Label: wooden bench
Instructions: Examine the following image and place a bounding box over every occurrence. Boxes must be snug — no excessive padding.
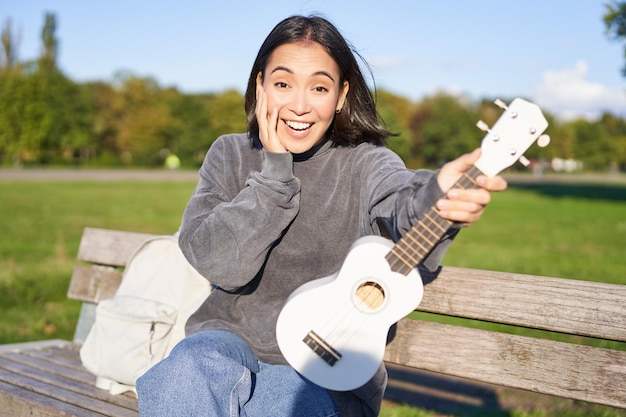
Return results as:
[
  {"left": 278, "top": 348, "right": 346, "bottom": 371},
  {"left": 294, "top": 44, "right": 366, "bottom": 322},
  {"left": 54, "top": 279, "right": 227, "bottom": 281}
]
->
[{"left": 0, "top": 227, "right": 625, "bottom": 416}]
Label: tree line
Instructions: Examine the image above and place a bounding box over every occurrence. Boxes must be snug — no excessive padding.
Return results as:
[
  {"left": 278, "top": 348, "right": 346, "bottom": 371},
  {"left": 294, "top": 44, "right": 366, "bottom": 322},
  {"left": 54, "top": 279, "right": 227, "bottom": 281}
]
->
[{"left": 1, "top": 12, "right": 625, "bottom": 171}]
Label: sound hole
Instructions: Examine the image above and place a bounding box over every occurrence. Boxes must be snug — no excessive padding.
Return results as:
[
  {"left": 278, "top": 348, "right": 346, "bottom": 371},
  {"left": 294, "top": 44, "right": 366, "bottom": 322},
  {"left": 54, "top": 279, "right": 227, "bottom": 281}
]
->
[{"left": 354, "top": 281, "right": 385, "bottom": 311}]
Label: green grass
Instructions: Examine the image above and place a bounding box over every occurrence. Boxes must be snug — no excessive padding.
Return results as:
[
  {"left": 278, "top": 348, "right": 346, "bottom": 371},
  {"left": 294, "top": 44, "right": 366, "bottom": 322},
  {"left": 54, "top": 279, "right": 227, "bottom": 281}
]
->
[
  {"left": 443, "top": 181, "right": 626, "bottom": 283},
  {"left": 1, "top": 174, "right": 625, "bottom": 416},
  {"left": 0, "top": 179, "right": 196, "bottom": 343}
]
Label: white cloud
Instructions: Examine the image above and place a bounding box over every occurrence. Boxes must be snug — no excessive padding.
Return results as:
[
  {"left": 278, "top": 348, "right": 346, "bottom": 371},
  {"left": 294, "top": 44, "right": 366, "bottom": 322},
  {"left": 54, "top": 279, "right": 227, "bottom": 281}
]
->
[{"left": 533, "top": 60, "right": 626, "bottom": 120}]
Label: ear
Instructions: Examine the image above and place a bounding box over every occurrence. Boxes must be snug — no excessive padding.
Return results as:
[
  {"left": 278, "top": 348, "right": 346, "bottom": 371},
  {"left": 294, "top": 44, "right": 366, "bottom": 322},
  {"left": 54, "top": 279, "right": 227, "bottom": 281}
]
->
[
  {"left": 336, "top": 81, "right": 349, "bottom": 112},
  {"left": 256, "top": 71, "right": 263, "bottom": 86}
]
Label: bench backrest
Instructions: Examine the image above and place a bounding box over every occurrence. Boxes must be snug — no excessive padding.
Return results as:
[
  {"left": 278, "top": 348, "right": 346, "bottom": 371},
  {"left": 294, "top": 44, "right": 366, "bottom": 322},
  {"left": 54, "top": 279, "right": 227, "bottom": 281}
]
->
[
  {"left": 386, "top": 266, "right": 626, "bottom": 409},
  {"left": 67, "top": 227, "right": 626, "bottom": 409}
]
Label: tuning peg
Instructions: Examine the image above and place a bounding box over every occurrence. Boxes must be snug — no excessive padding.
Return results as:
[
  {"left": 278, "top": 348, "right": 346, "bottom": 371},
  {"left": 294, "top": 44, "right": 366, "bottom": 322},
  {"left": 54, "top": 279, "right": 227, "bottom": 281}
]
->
[
  {"left": 494, "top": 98, "right": 508, "bottom": 110},
  {"left": 537, "top": 134, "right": 550, "bottom": 148},
  {"left": 476, "top": 120, "right": 501, "bottom": 142},
  {"left": 494, "top": 98, "right": 517, "bottom": 118},
  {"left": 519, "top": 156, "right": 531, "bottom": 167},
  {"left": 476, "top": 120, "right": 490, "bottom": 132}
]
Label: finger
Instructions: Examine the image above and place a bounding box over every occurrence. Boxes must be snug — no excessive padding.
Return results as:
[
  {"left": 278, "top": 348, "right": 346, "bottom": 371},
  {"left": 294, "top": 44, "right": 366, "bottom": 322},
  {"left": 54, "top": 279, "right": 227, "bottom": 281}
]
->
[
  {"left": 267, "top": 106, "right": 282, "bottom": 149},
  {"left": 476, "top": 175, "right": 508, "bottom": 192},
  {"left": 255, "top": 84, "right": 267, "bottom": 131},
  {"left": 437, "top": 148, "right": 481, "bottom": 191},
  {"left": 454, "top": 148, "right": 481, "bottom": 171},
  {"left": 436, "top": 198, "right": 486, "bottom": 225},
  {"left": 447, "top": 188, "right": 492, "bottom": 206}
]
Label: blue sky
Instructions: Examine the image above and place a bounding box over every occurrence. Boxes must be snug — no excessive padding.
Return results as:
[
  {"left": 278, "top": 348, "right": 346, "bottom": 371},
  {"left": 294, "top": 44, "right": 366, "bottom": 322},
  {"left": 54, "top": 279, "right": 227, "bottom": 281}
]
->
[{"left": 3, "top": 1, "right": 626, "bottom": 120}]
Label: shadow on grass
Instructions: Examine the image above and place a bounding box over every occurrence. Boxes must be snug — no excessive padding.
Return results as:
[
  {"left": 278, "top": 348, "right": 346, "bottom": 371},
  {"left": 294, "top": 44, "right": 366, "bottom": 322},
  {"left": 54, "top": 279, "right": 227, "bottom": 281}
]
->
[
  {"left": 384, "top": 364, "right": 626, "bottom": 417},
  {"left": 384, "top": 364, "right": 509, "bottom": 417},
  {"left": 508, "top": 182, "right": 626, "bottom": 202}
]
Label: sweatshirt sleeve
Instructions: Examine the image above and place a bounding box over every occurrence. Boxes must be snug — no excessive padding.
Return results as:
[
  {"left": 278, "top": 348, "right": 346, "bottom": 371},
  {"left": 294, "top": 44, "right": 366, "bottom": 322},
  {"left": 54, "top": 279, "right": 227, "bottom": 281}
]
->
[
  {"left": 391, "top": 168, "right": 460, "bottom": 274},
  {"left": 363, "top": 146, "right": 459, "bottom": 275},
  {"left": 178, "top": 137, "right": 301, "bottom": 291}
]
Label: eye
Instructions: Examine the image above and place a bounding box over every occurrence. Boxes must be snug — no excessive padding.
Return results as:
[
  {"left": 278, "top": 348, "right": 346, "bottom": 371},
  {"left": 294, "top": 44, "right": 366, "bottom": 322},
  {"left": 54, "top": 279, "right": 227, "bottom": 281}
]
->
[
  {"left": 275, "top": 82, "right": 289, "bottom": 89},
  {"left": 313, "top": 86, "right": 329, "bottom": 93}
]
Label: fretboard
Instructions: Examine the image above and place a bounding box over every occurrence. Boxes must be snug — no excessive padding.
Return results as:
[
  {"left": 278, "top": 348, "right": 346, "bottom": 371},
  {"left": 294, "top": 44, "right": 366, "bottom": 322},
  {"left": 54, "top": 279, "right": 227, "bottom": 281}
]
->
[{"left": 385, "top": 165, "right": 485, "bottom": 275}]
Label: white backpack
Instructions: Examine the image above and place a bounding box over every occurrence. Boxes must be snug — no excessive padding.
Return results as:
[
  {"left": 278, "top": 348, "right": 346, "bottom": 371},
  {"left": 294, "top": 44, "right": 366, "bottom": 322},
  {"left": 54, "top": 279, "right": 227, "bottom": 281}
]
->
[{"left": 79, "top": 234, "right": 212, "bottom": 395}]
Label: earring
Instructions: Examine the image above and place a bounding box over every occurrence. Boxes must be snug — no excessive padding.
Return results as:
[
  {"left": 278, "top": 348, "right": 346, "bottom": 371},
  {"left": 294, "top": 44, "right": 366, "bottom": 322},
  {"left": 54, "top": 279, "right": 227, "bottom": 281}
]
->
[{"left": 335, "top": 108, "right": 341, "bottom": 114}]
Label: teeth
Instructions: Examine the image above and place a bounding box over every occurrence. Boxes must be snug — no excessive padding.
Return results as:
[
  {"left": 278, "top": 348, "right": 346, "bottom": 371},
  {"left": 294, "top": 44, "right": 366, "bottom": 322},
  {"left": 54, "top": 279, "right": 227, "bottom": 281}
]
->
[{"left": 286, "top": 121, "right": 312, "bottom": 131}]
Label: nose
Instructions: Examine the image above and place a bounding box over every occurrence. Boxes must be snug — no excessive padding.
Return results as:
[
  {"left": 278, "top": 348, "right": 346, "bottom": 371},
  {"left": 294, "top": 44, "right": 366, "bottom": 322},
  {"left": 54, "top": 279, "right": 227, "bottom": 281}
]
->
[{"left": 289, "top": 89, "right": 311, "bottom": 116}]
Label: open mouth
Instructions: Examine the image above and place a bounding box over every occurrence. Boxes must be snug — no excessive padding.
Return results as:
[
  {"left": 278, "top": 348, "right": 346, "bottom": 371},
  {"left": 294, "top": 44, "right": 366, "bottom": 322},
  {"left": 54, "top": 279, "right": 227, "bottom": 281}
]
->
[{"left": 285, "top": 120, "right": 313, "bottom": 132}]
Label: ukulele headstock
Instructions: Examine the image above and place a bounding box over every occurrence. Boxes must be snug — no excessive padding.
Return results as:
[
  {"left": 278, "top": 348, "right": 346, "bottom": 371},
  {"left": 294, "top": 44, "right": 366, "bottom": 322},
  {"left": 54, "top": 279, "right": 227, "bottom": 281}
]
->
[{"left": 475, "top": 98, "right": 549, "bottom": 177}]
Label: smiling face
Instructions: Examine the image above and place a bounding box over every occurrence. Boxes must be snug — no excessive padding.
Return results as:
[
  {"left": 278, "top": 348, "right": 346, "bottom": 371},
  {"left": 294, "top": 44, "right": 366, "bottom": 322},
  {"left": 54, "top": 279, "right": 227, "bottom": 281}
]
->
[{"left": 260, "top": 41, "right": 349, "bottom": 154}]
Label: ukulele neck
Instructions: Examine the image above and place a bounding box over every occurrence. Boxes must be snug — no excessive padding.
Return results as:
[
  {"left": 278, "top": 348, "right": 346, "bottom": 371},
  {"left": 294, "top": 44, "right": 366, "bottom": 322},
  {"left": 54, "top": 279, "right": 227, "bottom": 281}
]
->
[{"left": 385, "top": 165, "right": 485, "bottom": 275}]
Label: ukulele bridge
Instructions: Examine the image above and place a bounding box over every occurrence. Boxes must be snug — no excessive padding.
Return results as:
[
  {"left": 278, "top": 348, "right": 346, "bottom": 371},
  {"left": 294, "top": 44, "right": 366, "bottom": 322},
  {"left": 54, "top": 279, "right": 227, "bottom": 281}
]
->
[{"left": 303, "top": 330, "right": 342, "bottom": 366}]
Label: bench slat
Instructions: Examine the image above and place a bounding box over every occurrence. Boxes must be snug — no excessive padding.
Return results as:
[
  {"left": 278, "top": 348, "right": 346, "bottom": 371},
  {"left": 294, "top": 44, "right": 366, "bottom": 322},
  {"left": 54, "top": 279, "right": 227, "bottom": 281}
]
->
[
  {"left": 384, "top": 318, "right": 626, "bottom": 409},
  {"left": 67, "top": 265, "right": 124, "bottom": 303},
  {"left": 0, "top": 378, "right": 108, "bottom": 417},
  {"left": 0, "top": 341, "right": 138, "bottom": 416},
  {"left": 420, "top": 266, "right": 626, "bottom": 342},
  {"left": 0, "top": 356, "right": 137, "bottom": 411},
  {"left": 2, "top": 351, "right": 93, "bottom": 386},
  {"left": 0, "top": 368, "right": 137, "bottom": 417},
  {"left": 77, "top": 227, "right": 155, "bottom": 266}
]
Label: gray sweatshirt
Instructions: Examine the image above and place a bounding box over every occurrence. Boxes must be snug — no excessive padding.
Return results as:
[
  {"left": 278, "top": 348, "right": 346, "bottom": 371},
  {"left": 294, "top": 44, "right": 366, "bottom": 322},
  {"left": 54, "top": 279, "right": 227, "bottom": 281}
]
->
[{"left": 178, "top": 133, "right": 457, "bottom": 416}]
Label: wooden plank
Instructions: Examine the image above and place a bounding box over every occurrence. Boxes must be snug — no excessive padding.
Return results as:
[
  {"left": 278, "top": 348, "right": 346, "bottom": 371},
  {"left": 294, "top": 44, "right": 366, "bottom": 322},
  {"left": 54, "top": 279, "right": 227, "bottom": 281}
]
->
[
  {"left": 0, "top": 340, "right": 139, "bottom": 416},
  {"left": 3, "top": 351, "right": 97, "bottom": 386},
  {"left": 46, "top": 344, "right": 81, "bottom": 360},
  {"left": 77, "top": 227, "right": 155, "bottom": 266},
  {"left": 384, "top": 318, "right": 626, "bottom": 409},
  {"left": 36, "top": 345, "right": 84, "bottom": 369},
  {"left": 420, "top": 266, "right": 626, "bottom": 342},
  {"left": 0, "top": 339, "right": 70, "bottom": 353},
  {"left": 67, "top": 265, "right": 123, "bottom": 303},
  {"left": 0, "top": 369, "right": 137, "bottom": 417},
  {"left": 0, "top": 353, "right": 137, "bottom": 411},
  {"left": 0, "top": 379, "right": 108, "bottom": 417}
]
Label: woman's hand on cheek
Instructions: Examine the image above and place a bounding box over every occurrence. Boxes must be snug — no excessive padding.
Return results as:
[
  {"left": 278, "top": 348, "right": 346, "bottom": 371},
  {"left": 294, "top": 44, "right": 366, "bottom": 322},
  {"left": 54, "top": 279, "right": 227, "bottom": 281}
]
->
[{"left": 255, "top": 83, "right": 288, "bottom": 153}]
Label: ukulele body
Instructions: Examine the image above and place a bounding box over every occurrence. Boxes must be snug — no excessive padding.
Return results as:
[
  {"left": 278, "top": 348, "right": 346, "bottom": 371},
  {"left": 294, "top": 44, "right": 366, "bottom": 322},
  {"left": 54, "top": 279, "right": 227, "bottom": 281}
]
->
[{"left": 276, "top": 235, "right": 424, "bottom": 391}]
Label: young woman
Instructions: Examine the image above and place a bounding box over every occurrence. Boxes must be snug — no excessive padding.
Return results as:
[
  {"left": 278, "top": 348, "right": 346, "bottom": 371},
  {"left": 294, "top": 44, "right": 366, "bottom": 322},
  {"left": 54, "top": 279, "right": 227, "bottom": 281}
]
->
[{"left": 137, "top": 14, "right": 506, "bottom": 417}]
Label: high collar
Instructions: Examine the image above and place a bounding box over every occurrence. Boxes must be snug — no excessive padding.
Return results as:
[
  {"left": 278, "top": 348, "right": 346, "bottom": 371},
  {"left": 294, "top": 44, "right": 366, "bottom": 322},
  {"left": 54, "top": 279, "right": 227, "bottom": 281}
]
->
[{"left": 292, "top": 139, "right": 333, "bottom": 162}]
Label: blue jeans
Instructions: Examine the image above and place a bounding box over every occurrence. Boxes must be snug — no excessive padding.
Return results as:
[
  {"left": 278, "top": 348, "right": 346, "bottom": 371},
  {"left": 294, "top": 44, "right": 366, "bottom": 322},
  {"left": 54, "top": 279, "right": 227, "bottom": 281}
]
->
[{"left": 136, "top": 330, "right": 340, "bottom": 416}]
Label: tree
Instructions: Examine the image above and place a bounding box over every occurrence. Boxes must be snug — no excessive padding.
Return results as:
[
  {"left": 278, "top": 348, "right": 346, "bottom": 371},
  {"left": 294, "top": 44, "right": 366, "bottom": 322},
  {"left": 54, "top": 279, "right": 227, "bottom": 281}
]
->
[
  {"left": 114, "top": 74, "right": 174, "bottom": 165},
  {"left": 569, "top": 119, "right": 607, "bottom": 169},
  {"left": 207, "top": 89, "right": 247, "bottom": 139},
  {"left": 39, "top": 12, "right": 57, "bottom": 72},
  {"left": 604, "top": 1, "right": 626, "bottom": 76},
  {"left": 166, "top": 91, "right": 214, "bottom": 166},
  {"left": 374, "top": 89, "right": 414, "bottom": 164},
  {"left": 1, "top": 18, "right": 20, "bottom": 70},
  {"left": 0, "top": 12, "right": 93, "bottom": 165},
  {"left": 409, "top": 93, "right": 481, "bottom": 167},
  {"left": 596, "top": 113, "right": 626, "bottom": 168},
  {"left": 84, "top": 81, "right": 123, "bottom": 164}
]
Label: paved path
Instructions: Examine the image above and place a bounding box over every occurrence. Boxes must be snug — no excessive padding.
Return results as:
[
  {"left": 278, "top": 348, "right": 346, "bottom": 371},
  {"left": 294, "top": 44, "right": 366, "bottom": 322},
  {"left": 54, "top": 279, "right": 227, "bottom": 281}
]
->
[
  {"left": 0, "top": 168, "right": 200, "bottom": 182},
  {"left": 1, "top": 168, "right": 625, "bottom": 184}
]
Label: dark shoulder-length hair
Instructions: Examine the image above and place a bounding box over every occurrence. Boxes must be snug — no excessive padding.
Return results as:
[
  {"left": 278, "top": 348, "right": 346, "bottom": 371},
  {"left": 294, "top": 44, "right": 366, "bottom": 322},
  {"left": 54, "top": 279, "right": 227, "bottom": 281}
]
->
[{"left": 244, "top": 15, "right": 392, "bottom": 147}]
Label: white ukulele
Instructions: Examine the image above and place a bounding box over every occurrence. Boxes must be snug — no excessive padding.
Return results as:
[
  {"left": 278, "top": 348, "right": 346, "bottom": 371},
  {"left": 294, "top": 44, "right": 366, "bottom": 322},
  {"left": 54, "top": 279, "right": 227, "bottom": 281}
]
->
[{"left": 276, "top": 98, "right": 550, "bottom": 391}]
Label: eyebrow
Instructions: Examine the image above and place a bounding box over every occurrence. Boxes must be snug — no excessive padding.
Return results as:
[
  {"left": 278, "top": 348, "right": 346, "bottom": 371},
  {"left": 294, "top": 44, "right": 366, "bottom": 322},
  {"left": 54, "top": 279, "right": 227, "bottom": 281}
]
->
[{"left": 270, "top": 66, "right": 336, "bottom": 82}]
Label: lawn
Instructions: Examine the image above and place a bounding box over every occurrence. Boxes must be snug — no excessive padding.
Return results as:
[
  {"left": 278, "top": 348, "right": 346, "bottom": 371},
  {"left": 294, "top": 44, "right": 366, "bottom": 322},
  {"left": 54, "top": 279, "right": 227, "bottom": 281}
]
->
[
  {"left": 443, "top": 180, "right": 626, "bottom": 283},
  {"left": 0, "top": 179, "right": 196, "bottom": 343},
  {"left": 0, "top": 172, "right": 625, "bottom": 416}
]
